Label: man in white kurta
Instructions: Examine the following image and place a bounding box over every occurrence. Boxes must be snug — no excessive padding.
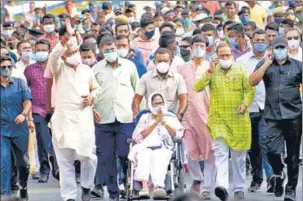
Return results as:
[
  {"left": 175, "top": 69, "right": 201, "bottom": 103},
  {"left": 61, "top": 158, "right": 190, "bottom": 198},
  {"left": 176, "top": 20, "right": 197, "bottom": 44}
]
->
[{"left": 49, "top": 34, "right": 99, "bottom": 201}]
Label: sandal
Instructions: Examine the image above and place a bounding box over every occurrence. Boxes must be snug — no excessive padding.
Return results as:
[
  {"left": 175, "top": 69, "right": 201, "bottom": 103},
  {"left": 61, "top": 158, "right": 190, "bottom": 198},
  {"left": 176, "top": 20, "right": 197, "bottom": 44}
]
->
[{"left": 201, "top": 191, "right": 211, "bottom": 200}]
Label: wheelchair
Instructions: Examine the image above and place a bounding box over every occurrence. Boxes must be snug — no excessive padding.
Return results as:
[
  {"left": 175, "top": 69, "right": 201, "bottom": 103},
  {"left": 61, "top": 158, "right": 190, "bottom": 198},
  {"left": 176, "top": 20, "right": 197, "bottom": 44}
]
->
[{"left": 124, "top": 110, "right": 186, "bottom": 201}]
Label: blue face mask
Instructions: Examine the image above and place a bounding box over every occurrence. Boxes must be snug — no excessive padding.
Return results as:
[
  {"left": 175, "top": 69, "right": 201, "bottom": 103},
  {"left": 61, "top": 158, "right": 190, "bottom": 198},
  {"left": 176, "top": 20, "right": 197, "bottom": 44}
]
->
[
  {"left": 273, "top": 48, "right": 288, "bottom": 61},
  {"left": 0, "top": 67, "right": 12, "bottom": 77},
  {"left": 60, "top": 21, "right": 65, "bottom": 28},
  {"left": 145, "top": 29, "right": 155, "bottom": 39},
  {"left": 183, "top": 19, "right": 191, "bottom": 28},
  {"left": 229, "top": 38, "right": 239, "bottom": 48},
  {"left": 21, "top": 52, "right": 33, "bottom": 61},
  {"left": 275, "top": 18, "right": 284, "bottom": 24},
  {"left": 207, "top": 36, "right": 214, "bottom": 47},
  {"left": 240, "top": 16, "right": 250, "bottom": 24},
  {"left": 279, "top": 27, "right": 285, "bottom": 36},
  {"left": 253, "top": 43, "right": 267, "bottom": 52},
  {"left": 33, "top": 51, "right": 49, "bottom": 62}
]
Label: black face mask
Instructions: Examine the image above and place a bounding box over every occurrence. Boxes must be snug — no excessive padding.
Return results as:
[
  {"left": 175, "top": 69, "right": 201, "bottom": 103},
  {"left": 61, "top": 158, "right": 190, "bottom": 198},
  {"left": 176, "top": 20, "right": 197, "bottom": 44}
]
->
[{"left": 180, "top": 48, "right": 191, "bottom": 61}]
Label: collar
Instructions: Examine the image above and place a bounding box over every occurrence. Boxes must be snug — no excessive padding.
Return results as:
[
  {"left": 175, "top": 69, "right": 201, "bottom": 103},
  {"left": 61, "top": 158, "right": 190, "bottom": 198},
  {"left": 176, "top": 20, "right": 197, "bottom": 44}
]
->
[
  {"left": 250, "top": 51, "right": 266, "bottom": 60},
  {"left": 232, "top": 46, "right": 252, "bottom": 54},
  {"left": 152, "top": 69, "right": 174, "bottom": 79}
]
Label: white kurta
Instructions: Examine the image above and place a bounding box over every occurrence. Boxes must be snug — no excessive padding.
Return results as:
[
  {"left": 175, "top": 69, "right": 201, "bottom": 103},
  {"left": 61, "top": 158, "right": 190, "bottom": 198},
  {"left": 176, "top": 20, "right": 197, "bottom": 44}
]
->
[{"left": 49, "top": 42, "right": 99, "bottom": 159}]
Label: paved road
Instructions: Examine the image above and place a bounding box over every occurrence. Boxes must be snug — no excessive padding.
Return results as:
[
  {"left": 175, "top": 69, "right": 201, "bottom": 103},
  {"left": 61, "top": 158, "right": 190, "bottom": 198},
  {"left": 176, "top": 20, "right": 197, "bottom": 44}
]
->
[{"left": 27, "top": 168, "right": 302, "bottom": 201}]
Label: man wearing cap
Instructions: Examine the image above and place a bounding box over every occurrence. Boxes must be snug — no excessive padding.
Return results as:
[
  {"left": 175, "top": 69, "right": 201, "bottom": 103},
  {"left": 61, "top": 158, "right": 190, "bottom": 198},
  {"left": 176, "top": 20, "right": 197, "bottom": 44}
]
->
[
  {"left": 181, "top": 9, "right": 195, "bottom": 35},
  {"left": 1, "top": 21, "right": 15, "bottom": 38},
  {"left": 227, "top": 23, "right": 252, "bottom": 60},
  {"left": 250, "top": 36, "right": 302, "bottom": 201},
  {"left": 131, "top": 13, "right": 158, "bottom": 65},
  {"left": 272, "top": 7, "right": 285, "bottom": 24},
  {"left": 193, "top": 12, "right": 213, "bottom": 29}
]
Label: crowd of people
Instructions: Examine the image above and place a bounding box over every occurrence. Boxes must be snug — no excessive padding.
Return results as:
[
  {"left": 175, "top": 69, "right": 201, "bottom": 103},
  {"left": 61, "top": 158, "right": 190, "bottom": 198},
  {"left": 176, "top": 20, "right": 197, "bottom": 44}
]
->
[{"left": 0, "top": 1, "right": 302, "bottom": 201}]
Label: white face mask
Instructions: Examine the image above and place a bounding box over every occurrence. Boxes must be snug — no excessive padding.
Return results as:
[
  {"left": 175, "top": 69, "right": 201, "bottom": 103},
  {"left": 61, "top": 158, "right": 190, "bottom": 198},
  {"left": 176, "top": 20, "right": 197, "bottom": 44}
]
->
[
  {"left": 66, "top": 53, "right": 82, "bottom": 66},
  {"left": 218, "top": 59, "right": 233, "bottom": 69},
  {"left": 82, "top": 58, "right": 96, "bottom": 67},
  {"left": 2, "top": 29, "right": 14, "bottom": 37},
  {"left": 288, "top": 39, "right": 300, "bottom": 49},
  {"left": 193, "top": 47, "right": 205, "bottom": 58},
  {"left": 117, "top": 48, "right": 129, "bottom": 58},
  {"left": 104, "top": 51, "right": 118, "bottom": 63},
  {"left": 218, "top": 30, "right": 224, "bottom": 39},
  {"left": 43, "top": 24, "right": 55, "bottom": 33},
  {"left": 175, "top": 27, "right": 185, "bottom": 36},
  {"left": 156, "top": 62, "right": 170, "bottom": 74}
]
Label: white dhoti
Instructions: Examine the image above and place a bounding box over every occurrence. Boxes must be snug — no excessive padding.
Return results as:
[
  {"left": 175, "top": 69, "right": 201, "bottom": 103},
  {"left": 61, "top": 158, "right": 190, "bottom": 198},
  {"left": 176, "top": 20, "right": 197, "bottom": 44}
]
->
[{"left": 134, "top": 147, "right": 172, "bottom": 188}]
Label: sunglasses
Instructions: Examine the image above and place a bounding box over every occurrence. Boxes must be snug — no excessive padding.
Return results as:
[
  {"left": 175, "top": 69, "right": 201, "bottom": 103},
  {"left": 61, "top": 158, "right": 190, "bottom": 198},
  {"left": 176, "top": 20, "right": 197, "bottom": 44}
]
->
[
  {"left": 286, "top": 36, "right": 299, "bottom": 41},
  {"left": 179, "top": 45, "right": 190, "bottom": 49},
  {"left": 1, "top": 65, "right": 12, "bottom": 70},
  {"left": 274, "top": 46, "right": 286, "bottom": 49}
]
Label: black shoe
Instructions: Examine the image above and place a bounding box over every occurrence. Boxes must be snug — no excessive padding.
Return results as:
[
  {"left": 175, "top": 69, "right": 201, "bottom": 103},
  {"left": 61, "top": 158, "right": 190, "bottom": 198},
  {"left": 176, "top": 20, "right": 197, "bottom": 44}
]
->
[
  {"left": 234, "top": 191, "right": 245, "bottom": 201},
  {"left": 91, "top": 185, "right": 104, "bottom": 198},
  {"left": 76, "top": 173, "right": 81, "bottom": 184},
  {"left": 11, "top": 185, "right": 19, "bottom": 195},
  {"left": 267, "top": 178, "right": 274, "bottom": 193},
  {"left": 274, "top": 173, "right": 285, "bottom": 197},
  {"left": 31, "top": 172, "right": 40, "bottom": 180},
  {"left": 248, "top": 182, "right": 261, "bottom": 192},
  {"left": 81, "top": 187, "right": 92, "bottom": 201},
  {"left": 109, "top": 197, "right": 119, "bottom": 201},
  {"left": 19, "top": 188, "right": 29, "bottom": 201},
  {"left": 66, "top": 200, "right": 75, "bottom": 201},
  {"left": 215, "top": 187, "right": 228, "bottom": 201},
  {"left": 284, "top": 191, "right": 296, "bottom": 201},
  {"left": 38, "top": 174, "right": 49, "bottom": 183}
]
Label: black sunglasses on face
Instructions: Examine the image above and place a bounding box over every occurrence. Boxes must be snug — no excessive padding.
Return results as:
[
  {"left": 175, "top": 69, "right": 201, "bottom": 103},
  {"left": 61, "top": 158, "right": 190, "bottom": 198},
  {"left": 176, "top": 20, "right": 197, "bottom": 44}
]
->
[
  {"left": 180, "top": 45, "right": 190, "bottom": 49},
  {"left": 274, "top": 46, "right": 286, "bottom": 49},
  {"left": 286, "top": 36, "right": 299, "bottom": 41},
  {"left": 1, "top": 65, "right": 12, "bottom": 70}
]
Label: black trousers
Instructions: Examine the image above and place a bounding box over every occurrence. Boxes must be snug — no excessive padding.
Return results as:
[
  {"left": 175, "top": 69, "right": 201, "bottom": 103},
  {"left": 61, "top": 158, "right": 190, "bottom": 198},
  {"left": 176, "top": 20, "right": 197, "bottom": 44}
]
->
[{"left": 265, "top": 118, "right": 302, "bottom": 193}]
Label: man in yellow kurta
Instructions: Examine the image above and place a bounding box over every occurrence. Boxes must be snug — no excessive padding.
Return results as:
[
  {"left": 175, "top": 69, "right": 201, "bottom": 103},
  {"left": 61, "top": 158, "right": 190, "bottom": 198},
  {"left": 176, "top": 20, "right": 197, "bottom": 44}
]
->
[{"left": 194, "top": 42, "right": 255, "bottom": 201}]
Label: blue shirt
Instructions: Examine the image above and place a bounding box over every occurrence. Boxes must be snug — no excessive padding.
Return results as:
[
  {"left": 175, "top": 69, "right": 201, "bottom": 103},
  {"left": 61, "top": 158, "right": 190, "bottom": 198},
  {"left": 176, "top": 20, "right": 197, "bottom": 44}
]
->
[
  {"left": 1, "top": 77, "right": 32, "bottom": 137},
  {"left": 128, "top": 57, "right": 147, "bottom": 78}
]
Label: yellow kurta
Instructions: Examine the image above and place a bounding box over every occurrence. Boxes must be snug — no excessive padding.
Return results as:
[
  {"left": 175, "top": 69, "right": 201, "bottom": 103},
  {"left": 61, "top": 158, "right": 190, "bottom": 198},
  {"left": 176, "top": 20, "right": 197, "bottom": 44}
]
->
[{"left": 194, "top": 63, "right": 255, "bottom": 151}]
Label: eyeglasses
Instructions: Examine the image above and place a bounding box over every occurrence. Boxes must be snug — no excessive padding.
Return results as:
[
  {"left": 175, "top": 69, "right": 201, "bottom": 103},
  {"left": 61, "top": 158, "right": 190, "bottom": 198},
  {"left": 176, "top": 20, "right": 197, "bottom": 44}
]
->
[
  {"left": 286, "top": 36, "right": 299, "bottom": 41},
  {"left": 274, "top": 46, "right": 286, "bottom": 49},
  {"left": 1, "top": 65, "right": 12, "bottom": 70}
]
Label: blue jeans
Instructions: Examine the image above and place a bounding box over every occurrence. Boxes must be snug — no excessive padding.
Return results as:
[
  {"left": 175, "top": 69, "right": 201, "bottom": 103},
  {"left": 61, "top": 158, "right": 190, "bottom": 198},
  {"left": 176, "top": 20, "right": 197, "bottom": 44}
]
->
[
  {"left": 95, "top": 121, "right": 135, "bottom": 198},
  {"left": 33, "top": 113, "right": 51, "bottom": 175},
  {"left": 1, "top": 135, "right": 29, "bottom": 195}
]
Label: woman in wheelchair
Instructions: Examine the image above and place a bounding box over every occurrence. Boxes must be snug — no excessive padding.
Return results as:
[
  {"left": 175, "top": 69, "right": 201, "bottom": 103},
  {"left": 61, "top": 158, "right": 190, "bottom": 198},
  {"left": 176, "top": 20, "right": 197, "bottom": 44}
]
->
[{"left": 128, "top": 93, "right": 184, "bottom": 198}]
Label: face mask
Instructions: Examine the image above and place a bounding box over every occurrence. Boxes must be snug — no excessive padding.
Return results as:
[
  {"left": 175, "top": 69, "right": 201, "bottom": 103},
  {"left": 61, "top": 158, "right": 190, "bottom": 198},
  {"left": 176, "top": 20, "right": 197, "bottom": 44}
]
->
[
  {"left": 60, "top": 21, "right": 65, "bottom": 28},
  {"left": 83, "top": 24, "right": 91, "bottom": 31},
  {"left": 180, "top": 48, "right": 191, "bottom": 57},
  {"left": 193, "top": 47, "right": 205, "bottom": 58},
  {"left": 0, "top": 67, "right": 12, "bottom": 77},
  {"left": 83, "top": 58, "right": 96, "bottom": 67},
  {"left": 183, "top": 19, "right": 191, "bottom": 28},
  {"left": 66, "top": 53, "right": 82, "bottom": 66},
  {"left": 296, "top": 14, "right": 302, "bottom": 22},
  {"left": 288, "top": 39, "right": 300, "bottom": 49},
  {"left": 240, "top": 16, "right": 250, "bottom": 24},
  {"left": 104, "top": 51, "right": 118, "bottom": 63},
  {"left": 218, "top": 30, "right": 224, "bottom": 39},
  {"left": 43, "top": 24, "right": 55, "bottom": 33},
  {"left": 145, "top": 29, "right": 155, "bottom": 39},
  {"left": 218, "top": 59, "right": 233, "bottom": 69},
  {"left": 275, "top": 18, "right": 284, "bottom": 24},
  {"left": 176, "top": 28, "right": 185, "bottom": 36},
  {"left": 229, "top": 38, "right": 239, "bottom": 48},
  {"left": 156, "top": 62, "right": 170, "bottom": 74},
  {"left": 151, "top": 105, "right": 167, "bottom": 115},
  {"left": 21, "top": 52, "right": 33, "bottom": 61},
  {"left": 117, "top": 48, "right": 129, "bottom": 58},
  {"left": 273, "top": 48, "right": 288, "bottom": 61},
  {"left": 2, "top": 30, "right": 13, "bottom": 37},
  {"left": 279, "top": 27, "right": 285, "bottom": 36},
  {"left": 128, "top": 17, "right": 135, "bottom": 23},
  {"left": 253, "top": 43, "right": 267, "bottom": 52},
  {"left": 207, "top": 36, "right": 214, "bottom": 47},
  {"left": 33, "top": 51, "right": 49, "bottom": 62}
]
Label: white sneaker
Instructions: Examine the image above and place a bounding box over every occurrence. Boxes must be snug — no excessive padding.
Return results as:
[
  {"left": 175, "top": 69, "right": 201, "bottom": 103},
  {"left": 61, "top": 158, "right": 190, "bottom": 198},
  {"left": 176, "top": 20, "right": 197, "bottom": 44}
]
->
[{"left": 119, "top": 183, "right": 125, "bottom": 191}]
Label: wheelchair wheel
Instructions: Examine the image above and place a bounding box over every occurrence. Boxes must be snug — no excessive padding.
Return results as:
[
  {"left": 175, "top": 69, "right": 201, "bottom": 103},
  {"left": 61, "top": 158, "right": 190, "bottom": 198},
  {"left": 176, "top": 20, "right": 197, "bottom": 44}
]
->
[{"left": 178, "top": 166, "right": 185, "bottom": 194}]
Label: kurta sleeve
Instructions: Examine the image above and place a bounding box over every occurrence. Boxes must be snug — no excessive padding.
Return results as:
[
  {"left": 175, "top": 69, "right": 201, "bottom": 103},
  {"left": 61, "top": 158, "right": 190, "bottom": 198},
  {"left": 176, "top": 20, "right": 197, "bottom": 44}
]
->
[
  {"left": 242, "top": 67, "right": 256, "bottom": 106},
  {"left": 89, "top": 69, "right": 100, "bottom": 104},
  {"left": 194, "top": 73, "right": 211, "bottom": 92},
  {"left": 49, "top": 42, "right": 67, "bottom": 76}
]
